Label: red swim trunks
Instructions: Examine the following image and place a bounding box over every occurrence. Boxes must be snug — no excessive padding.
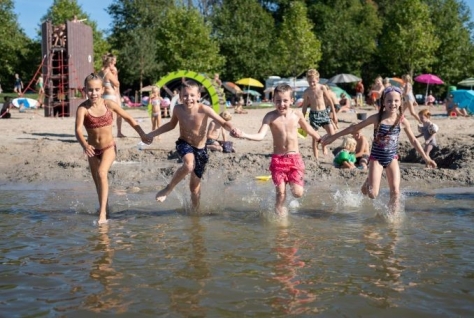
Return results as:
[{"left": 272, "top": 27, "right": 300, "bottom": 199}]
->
[{"left": 269, "top": 153, "right": 305, "bottom": 187}]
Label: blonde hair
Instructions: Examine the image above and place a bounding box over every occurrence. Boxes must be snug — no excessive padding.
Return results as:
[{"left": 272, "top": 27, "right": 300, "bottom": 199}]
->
[
  {"left": 151, "top": 85, "right": 160, "bottom": 94},
  {"left": 220, "top": 111, "right": 232, "bottom": 121},
  {"left": 306, "top": 69, "right": 320, "bottom": 79},
  {"left": 341, "top": 137, "right": 357, "bottom": 153},
  {"left": 102, "top": 53, "right": 116, "bottom": 67},
  {"left": 418, "top": 108, "right": 431, "bottom": 118},
  {"left": 403, "top": 74, "right": 413, "bottom": 84}
]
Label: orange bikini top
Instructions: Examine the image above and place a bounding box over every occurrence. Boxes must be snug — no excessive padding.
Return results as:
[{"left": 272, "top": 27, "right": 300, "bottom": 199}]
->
[{"left": 84, "top": 104, "right": 114, "bottom": 129}]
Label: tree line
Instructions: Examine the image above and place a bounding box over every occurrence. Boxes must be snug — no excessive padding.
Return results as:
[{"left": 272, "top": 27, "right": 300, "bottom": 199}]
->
[{"left": 2, "top": 0, "right": 473, "bottom": 96}]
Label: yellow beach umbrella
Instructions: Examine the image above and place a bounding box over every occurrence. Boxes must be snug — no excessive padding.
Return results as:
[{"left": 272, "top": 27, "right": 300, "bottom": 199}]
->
[{"left": 236, "top": 78, "right": 264, "bottom": 88}]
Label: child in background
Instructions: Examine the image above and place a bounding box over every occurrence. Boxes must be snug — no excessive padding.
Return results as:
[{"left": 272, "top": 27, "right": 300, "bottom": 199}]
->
[
  {"left": 351, "top": 125, "right": 370, "bottom": 170},
  {"left": 402, "top": 74, "right": 422, "bottom": 124},
  {"left": 333, "top": 137, "right": 357, "bottom": 169},
  {"left": 301, "top": 69, "right": 337, "bottom": 157},
  {"left": 206, "top": 111, "right": 233, "bottom": 152},
  {"left": 75, "top": 74, "right": 151, "bottom": 224},
  {"left": 145, "top": 80, "right": 238, "bottom": 211},
  {"left": 149, "top": 86, "right": 162, "bottom": 131},
  {"left": 322, "top": 86, "right": 437, "bottom": 214},
  {"left": 416, "top": 109, "right": 438, "bottom": 162},
  {"left": 232, "top": 83, "right": 322, "bottom": 216}
]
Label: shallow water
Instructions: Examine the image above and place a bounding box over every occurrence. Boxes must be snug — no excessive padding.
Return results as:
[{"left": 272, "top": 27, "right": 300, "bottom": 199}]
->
[{"left": 1, "top": 178, "right": 474, "bottom": 317}]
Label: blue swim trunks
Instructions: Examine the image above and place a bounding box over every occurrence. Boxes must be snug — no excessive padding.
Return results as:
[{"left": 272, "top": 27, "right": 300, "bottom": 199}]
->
[{"left": 176, "top": 138, "right": 209, "bottom": 179}]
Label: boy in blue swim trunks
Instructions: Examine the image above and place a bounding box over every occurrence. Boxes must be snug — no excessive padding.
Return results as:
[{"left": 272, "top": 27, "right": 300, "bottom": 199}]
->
[
  {"left": 301, "top": 69, "right": 337, "bottom": 157},
  {"left": 145, "top": 80, "right": 238, "bottom": 211}
]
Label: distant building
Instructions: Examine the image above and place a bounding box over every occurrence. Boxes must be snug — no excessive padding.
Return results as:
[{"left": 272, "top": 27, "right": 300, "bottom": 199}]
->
[{"left": 264, "top": 76, "right": 309, "bottom": 100}]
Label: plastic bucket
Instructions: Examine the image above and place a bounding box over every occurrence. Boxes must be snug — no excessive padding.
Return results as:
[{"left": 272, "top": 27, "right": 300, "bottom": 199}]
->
[{"left": 357, "top": 113, "right": 367, "bottom": 120}]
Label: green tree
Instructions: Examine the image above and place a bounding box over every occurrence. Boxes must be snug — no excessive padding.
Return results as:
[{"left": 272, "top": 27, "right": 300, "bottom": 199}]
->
[
  {"left": 117, "top": 27, "right": 159, "bottom": 92},
  {"left": 307, "top": 0, "right": 382, "bottom": 78},
  {"left": 425, "top": 0, "right": 474, "bottom": 87},
  {"left": 274, "top": 1, "right": 322, "bottom": 78},
  {"left": 0, "top": 0, "right": 31, "bottom": 89},
  {"left": 212, "top": 0, "right": 277, "bottom": 81},
  {"left": 377, "top": 0, "right": 439, "bottom": 77},
  {"left": 41, "top": 0, "right": 110, "bottom": 71}
]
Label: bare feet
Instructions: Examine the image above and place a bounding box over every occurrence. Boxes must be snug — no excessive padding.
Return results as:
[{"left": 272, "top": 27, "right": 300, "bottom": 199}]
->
[
  {"left": 155, "top": 186, "right": 171, "bottom": 202},
  {"left": 98, "top": 218, "right": 108, "bottom": 225},
  {"left": 117, "top": 133, "right": 126, "bottom": 138}
]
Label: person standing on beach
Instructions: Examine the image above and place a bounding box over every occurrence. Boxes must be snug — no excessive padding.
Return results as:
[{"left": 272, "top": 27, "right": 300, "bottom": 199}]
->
[
  {"left": 355, "top": 80, "right": 364, "bottom": 107},
  {"left": 402, "top": 74, "right": 422, "bottom": 124},
  {"left": 145, "top": 80, "right": 238, "bottom": 211},
  {"left": 13, "top": 74, "right": 23, "bottom": 95},
  {"left": 75, "top": 74, "right": 150, "bottom": 224},
  {"left": 149, "top": 86, "right": 163, "bottom": 131},
  {"left": 232, "top": 83, "right": 322, "bottom": 216},
  {"left": 301, "top": 69, "right": 336, "bottom": 157},
  {"left": 321, "top": 86, "right": 436, "bottom": 214},
  {"left": 370, "top": 76, "right": 384, "bottom": 110},
  {"left": 36, "top": 75, "right": 44, "bottom": 108}
]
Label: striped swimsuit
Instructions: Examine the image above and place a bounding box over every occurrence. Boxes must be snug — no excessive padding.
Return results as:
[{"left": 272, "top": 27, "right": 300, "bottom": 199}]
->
[{"left": 369, "top": 122, "right": 401, "bottom": 168}]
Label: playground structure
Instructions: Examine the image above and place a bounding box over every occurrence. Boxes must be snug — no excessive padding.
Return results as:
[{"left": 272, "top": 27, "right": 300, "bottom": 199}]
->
[
  {"left": 40, "top": 20, "right": 94, "bottom": 117},
  {"left": 155, "top": 70, "right": 226, "bottom": 114}
]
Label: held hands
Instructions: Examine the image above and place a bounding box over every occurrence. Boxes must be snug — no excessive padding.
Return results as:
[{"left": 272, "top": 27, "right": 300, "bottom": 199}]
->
[
  {"left": 320, "top": 134, "right": 335, "bottom": 146},
  {"left": 230, "top": 128, "right": 243, "bottom": 138},
  {"left": 141, "top": 133, "right": 153, "bottom": 145}
]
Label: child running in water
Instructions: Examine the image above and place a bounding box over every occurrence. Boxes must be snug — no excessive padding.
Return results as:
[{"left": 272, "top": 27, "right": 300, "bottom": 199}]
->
[
  {"left": 232, "top": 83, "right": 322, "bottom": 216},
  {"left": 416, "top": 109, "right": 438, "bottom": 162},
  {"left": 75, "top": 74, "right": 151, "bottom": 224},
  {"left": 149, "top": 86, "right": 162, "bottom": 131},
  {"left": 301, "top": 69, "right": 337, "bottom": 157},
  {"left": 321, "top": 86, "right": 437, "bottom": 213},
  {"left": 145, "top": 80, "right": 238, "bottom": 211}
]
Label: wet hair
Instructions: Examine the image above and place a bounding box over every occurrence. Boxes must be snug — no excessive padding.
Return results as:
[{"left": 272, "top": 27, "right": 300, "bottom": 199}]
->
[
  {"left": 377, "top": 86, "right": 403, "bottom": 132},
  {"left": 273, "top": 83, "right": 293, "bottom": 95},
  {"left": 306, "top": 69, "right": 320, "bottom": 79},
  {"left": 341, "top": 137, "right": 357, "bottom": 153},
  {"left": 220, "top": 111, "right": 232, "bottom": 121},
  {"left": 181, "top": 80, "right": 201, "bottom": 92},
  {"left": 84, "top": 73, "right": 103, "bottom": 88},
  {"left": 418, "top": 108, "right": 431, "bottom": 118}
]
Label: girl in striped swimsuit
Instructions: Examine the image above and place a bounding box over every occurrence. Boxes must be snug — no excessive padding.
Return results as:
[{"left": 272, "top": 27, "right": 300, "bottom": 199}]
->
[{"left": 321, "top": 86, "right": 436, "bottom": 213}]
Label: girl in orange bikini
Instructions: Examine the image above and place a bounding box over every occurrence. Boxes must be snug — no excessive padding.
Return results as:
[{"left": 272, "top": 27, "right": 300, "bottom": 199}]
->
[{"left": 75, "top": 73, "right": 151, "bottom": 224}]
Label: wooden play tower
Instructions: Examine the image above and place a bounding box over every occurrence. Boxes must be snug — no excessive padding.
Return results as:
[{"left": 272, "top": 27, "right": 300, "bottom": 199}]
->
[{"left": 41, "top": 20, "right": 94, "bottom": 117}]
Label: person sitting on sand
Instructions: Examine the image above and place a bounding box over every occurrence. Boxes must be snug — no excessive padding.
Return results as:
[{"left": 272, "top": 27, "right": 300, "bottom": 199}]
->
[
  {"left": 206, "top": 111, "right": 234, "bottom": 152},
  {"left": 75, "top": 73, "right": 150, "bottom": 224},
  {"left": 234, "top": 95, "right": 248, "bottom": 114},
  {"left": 1, "top": 96, "right": 12, "bottom": 119},
  {"left": 333, "top": 137, "right": 357, "bottom": 169},
  {"left": 445, "top": 94, "right": 468, "bottom": 117},
  {"left": 351, "top": 124, "right": 370, "bottom": 170},
  {"left": 145, "top": 80, "right": 238, "bottom": 211},
  {"left": 416, "top": 109, "right": 439, "bottom": 161},
  {"left": 231, "top": 83, "right": 322, "bottom": 216},
  {"left": 337, "top": 93, "right": 352, "bottom": 113}
]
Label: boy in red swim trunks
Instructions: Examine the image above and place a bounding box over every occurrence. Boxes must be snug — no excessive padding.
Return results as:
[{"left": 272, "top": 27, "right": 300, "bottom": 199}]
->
[{"left": 232, "top": 83, "right": 322, "bottom": 216}]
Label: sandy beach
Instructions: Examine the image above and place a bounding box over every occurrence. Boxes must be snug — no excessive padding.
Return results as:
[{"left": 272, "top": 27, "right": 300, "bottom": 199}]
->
[{"left": 0, "top": 105, "right": 473, "bottom": 189}]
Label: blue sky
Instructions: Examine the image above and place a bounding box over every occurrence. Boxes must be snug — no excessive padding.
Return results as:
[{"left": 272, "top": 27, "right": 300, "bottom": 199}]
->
[
  {"left": 14, "top": 0, "right": 474, "bottom": 40},
  {"left": 14, "top": 0, "right": 114, "bottom": 39}
]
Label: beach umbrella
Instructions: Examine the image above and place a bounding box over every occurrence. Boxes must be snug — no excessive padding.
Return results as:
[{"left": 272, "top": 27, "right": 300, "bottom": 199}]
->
[
  {"left": 450, "top": 89, "right": 474, "bottom": 114},
  {"left": 236, "top": 78, "right": 264, "bottom": 104},
  {"left": 329, "top": 86, "right": 350, "bottom": 99},
  {"left": 414, "top": 74, "right": 444, "bottom": 98},
  {"left": 242, "top": 89, "right": 261, "bottom": 97},
  {"left": 235, "top": 78, "right": 264, "bottom": 88},
  {"left": 389, "top": 77, "right": 404, "bottom": 87},
  {"left": 457, "top": 77, "right": 474, "bottom": 90},
  {"left": 141, "top": 85, "right": 154, "bottom": 92},
  {"left": 222, "top": 81, "right": 243, "bottom": 94},
  {"left": 328, "top": 73, "right": 361, "bottom": 84}
]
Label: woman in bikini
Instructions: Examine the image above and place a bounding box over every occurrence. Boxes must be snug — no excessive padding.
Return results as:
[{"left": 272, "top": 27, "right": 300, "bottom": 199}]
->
[
  {"left": 75, "top": 73, "right": 151, "bottom": 224},
  {"left": 402, "top": 74, "right": 422, "bottom": 124},
  {"left": 322, "top": 86, "right": 436, "bottom": 214}
]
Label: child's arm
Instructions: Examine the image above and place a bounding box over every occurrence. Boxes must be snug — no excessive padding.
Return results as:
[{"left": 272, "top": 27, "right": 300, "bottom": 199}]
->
[
  {"left": 402, "top": 118, "right": 437, "bottom": 168},
  {"left": 108, "top": 100, "right": 150, "bottom": 143},
  {"left": 322, "top": 114, "right": 377, "bottom": 145},
  {"left": 298, "top": 113, "right": 321, "bottom": 141},
  {"left": 203, "top": 105, "right": 236, "bottom": 133},
  {"left": 301, "top": 90, "right": 309, "bottom": 117},
  {"left": 74, "top": 106, "right": 95, "bottom": 157},
  {"left": 238, "top": 113, "right": 271, "bottom": 141}
]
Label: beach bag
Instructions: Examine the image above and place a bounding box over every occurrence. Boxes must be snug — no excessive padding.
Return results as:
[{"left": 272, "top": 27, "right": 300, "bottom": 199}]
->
[{"left": 221, "top": 141, "right": 234, "bottom": 153}]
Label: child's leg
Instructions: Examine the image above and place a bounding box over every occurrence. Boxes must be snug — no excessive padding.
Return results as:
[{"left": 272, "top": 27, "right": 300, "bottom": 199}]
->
[
  {"left": 189, "top": 173, "right": 202, "bottom": 211},
  {"left": 385, "top": 160, "right": 401, "bottom": 213},
  {"left": 289, "top": 183, "right": 304, "bottom": 198},
  {"left": 311, "top": 137, "right": 320, "bottom": 159},
  {"left": 322, "top": 123, "right": 335, "bottom": 155},
  {"left": 88, "top": 148, "right": 116, "bottom": 224},
  {"left": 403, "top": 101, "right": 422, "bottom": 124},
  {"left": 156, "top": 153, "right": 195, "bottom": 202},
  {"left": 361, "top": 160, "right": 383, "bottom": 199},
  {"left": 424, "top": 144, "right": 433, "bottom": 159},
  {"left": 275, "top": 183, "right": 287, "bottom": 216}
]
